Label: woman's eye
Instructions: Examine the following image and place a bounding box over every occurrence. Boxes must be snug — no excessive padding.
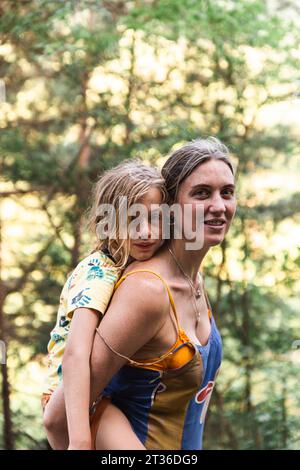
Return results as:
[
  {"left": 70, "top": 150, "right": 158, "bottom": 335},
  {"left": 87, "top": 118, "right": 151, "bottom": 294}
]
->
[
  {"left": 193, "top": 188, "right": 234, "bottom": 197},
  {"left": 195, "top": 190, "right": 209, "bottom": 197},
  {"left": 222, "top": 189, "right": 234, "bottom": 197}
]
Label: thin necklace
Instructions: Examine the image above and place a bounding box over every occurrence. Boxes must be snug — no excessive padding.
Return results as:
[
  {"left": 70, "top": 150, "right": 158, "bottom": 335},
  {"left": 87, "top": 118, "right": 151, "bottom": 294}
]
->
[
  {"left": 168, "top": 246, "right": 203, "bottom": 326},
  {"left": 167, "top": 246, "right": 202, "bottom": 298}
]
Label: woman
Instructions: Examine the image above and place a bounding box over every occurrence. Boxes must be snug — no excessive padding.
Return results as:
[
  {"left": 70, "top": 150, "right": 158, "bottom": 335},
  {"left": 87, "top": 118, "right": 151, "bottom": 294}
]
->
[{"left": 87, "top": 136, "right": 237, "bottom": 450}]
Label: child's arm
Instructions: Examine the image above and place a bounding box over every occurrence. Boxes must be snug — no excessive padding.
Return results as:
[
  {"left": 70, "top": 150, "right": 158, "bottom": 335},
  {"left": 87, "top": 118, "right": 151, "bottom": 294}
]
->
[{"left": 62, "top": 307, "right": 100, "bottom": 450}]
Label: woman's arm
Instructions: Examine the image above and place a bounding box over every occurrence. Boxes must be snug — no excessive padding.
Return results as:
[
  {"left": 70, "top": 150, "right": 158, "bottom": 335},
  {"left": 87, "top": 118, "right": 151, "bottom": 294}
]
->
[
  {"left": 89, "top": 272, "right": 170, "bottom": 408},
  {"left": 62, "top": 307, "right": 100, "bottom": 450}
]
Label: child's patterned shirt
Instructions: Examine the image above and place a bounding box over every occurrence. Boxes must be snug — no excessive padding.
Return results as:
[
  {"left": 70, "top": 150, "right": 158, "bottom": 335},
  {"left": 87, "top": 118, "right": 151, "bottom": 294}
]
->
[{"left": 43, "top": 250, "right": 121, "bottom": 395}]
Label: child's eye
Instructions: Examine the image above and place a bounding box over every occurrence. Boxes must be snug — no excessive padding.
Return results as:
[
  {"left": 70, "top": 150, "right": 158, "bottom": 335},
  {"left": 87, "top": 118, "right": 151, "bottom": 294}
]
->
[
  {"left": 128, "top": 215, "right": 139, "bottom": 223},
  {"left": 149, "top": 212, "right": 161, "bottom": 224}
]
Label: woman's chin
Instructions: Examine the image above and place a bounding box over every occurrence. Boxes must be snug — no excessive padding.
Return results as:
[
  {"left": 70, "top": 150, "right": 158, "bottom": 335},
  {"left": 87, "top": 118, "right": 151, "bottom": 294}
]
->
[{"left": 205, "top": 235, "right": 225, "bottom": 247}]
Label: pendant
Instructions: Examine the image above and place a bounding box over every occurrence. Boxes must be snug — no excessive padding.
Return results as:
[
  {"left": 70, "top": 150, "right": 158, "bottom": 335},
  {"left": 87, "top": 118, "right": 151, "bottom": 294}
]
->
[{"left": 196, "top": 273, "right": 202, "bottom": 298}]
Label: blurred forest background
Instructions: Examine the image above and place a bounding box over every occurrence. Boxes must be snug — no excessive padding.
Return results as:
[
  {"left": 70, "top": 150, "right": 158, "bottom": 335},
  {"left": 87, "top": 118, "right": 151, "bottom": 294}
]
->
[{"left": 0, "top": 0, "right": 300, "bottom": 450}]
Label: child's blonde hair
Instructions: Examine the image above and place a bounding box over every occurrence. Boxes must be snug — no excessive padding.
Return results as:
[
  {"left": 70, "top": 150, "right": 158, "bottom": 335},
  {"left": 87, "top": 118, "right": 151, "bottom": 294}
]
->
[{"left": 86, "top": 159, "right": 168, "bottom": 268}]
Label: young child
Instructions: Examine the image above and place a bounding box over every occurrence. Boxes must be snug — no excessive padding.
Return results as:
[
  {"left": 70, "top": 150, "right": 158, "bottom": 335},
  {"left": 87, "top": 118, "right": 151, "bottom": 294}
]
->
[{"left": 42, "top": 160, "right": 167, "bottom": 450}]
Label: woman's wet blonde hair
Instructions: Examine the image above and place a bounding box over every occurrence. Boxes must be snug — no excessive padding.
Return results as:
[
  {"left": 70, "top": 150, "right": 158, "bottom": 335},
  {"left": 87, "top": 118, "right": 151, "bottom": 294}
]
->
[{"left": 86, "top": 159, "right": 168, "bottom": 268}]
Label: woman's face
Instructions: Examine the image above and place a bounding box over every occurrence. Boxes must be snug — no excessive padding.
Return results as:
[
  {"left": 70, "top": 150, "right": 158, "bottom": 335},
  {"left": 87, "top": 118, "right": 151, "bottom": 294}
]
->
[
  {"left": 176, "top": 159, "right": 237, "bottom": 249},
  {"left": 128, "top": 186, "right": 164, "bottom": 261}
]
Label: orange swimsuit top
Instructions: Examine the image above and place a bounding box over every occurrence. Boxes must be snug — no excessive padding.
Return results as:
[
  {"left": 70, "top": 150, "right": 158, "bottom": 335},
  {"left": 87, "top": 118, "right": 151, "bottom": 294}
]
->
[{"left": 96, "top": 269, "right": 212, "bottom": 372}]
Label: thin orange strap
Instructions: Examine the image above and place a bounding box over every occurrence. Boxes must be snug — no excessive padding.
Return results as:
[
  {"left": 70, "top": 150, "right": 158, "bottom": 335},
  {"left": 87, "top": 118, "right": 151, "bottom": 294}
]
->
[
  {"left": 114, "top": 269, "right": 180, "bottom": 331},
  {"left": 95, "top": 269, "right": 182, "bottom": 367},
  {"left": 95, "top": 328, "right": 156, "bottom": 366},
  {"left": 96, "top": 328, "right": 190, "bottom": 367}
]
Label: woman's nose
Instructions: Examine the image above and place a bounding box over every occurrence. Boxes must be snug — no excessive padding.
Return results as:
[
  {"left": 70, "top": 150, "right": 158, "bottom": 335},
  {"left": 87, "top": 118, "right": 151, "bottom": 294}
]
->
[{"left": 209, "top": 193, "right": 226, "bottom": 213}]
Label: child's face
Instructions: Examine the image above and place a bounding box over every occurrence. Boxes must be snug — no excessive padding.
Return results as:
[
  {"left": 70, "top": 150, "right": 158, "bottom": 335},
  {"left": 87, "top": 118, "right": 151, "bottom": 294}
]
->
[{"left": 128, "top": 186, "right": 164, "bottom": 261}]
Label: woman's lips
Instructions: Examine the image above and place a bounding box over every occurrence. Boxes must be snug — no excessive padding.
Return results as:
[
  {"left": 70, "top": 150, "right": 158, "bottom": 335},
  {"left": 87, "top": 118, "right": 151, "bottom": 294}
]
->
[{"left": 204, "top": 220, "right": 226, "bottom": 230}]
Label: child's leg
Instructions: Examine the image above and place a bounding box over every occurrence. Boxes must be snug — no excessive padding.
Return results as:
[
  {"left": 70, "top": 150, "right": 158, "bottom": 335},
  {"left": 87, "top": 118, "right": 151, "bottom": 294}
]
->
[
  {"left": 42, "top": 383, "right": 69, "bottom": 450},
  {"left": 43, "top": 385, "right": 145, "bottom": 450},
  {"left": 93, "top": 397, "right": 145, "bottom": 450},
  {"left": 44, "top": 384, "right": 146, "bottom": 450}
]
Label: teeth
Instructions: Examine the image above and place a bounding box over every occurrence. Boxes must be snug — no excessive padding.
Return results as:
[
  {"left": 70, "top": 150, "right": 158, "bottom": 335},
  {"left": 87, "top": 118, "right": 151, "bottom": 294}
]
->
[{"left": 205, "top": 220, "right": 223, "bottom": 225}]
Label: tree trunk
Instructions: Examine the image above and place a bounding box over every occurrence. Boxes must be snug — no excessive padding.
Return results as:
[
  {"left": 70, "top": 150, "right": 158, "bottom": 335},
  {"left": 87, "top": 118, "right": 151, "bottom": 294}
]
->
[
  {"left": 0, "top": 200, "right": 14, "bottom": 449},
  {"left": 240, "top": 217, "right": 261, "bottom": 449},
  {"left": 280, "top": 381, "right": 288, "bottom": 449}
]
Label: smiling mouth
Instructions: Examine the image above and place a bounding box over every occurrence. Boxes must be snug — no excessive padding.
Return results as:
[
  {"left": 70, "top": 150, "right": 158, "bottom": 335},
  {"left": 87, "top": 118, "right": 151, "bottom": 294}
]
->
[{"left": 204, "top": 219, "right": 226, "bottom": 227}]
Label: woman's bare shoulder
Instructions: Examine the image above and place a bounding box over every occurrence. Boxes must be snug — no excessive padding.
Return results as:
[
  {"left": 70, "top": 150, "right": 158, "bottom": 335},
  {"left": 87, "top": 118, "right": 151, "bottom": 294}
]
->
[
  {"left": 124, "top": 255, "right": 166, "bottom": 276},
  {"left": 124, "top": 259, "right": 169, "bottom": 293},
  {"left": 119, "top": 268, "right": 168, "bottom": 302},
  {"left": 111, "top": 261, "right": 170, "bottom": 321}
]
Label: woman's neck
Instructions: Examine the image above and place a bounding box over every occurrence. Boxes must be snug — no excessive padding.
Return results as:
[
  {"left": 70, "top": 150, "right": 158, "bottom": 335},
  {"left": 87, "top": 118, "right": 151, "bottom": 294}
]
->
[{"left": 166, "top": 239, "right": 209, "bottom": 281}]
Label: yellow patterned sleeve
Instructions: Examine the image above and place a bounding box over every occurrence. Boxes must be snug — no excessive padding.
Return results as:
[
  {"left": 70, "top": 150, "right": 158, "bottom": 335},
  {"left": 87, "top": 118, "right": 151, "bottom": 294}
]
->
[{"left": 65, "top": 252, "right": 122, "bottom": 320}]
